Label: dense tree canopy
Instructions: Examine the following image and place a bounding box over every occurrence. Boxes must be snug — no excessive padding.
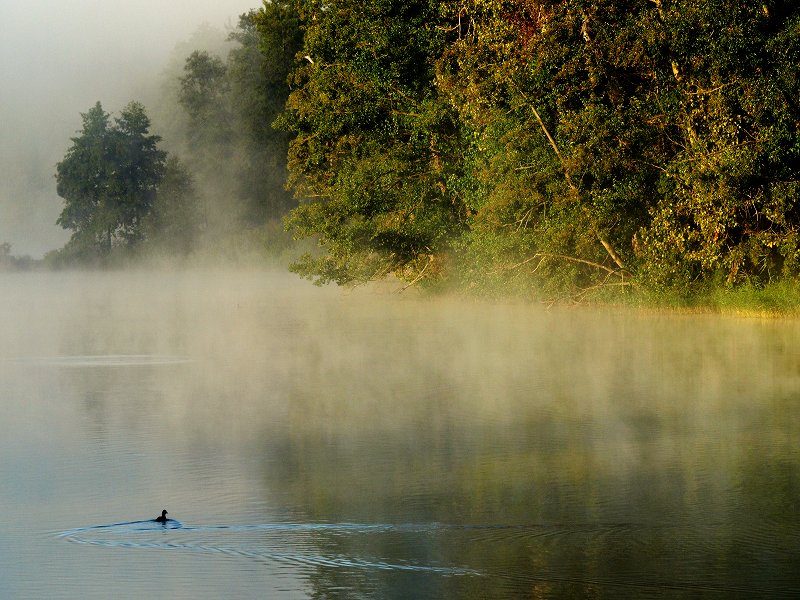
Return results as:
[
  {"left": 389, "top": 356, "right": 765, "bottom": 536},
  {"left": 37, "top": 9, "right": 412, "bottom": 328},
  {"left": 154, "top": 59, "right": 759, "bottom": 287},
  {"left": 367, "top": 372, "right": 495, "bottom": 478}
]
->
[
  {"left": 279, "top": 0, "right": 466, "bottom": 285},
  {"left": 278, "top": 0, "right": 800, "bottom": 297}
]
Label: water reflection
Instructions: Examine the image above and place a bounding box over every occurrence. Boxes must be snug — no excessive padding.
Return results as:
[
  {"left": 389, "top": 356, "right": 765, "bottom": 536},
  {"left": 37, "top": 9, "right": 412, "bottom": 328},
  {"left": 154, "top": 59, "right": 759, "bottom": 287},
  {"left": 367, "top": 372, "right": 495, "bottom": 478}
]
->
[{"left": 1, "top": 271, "right": 799, "bottom": 598}]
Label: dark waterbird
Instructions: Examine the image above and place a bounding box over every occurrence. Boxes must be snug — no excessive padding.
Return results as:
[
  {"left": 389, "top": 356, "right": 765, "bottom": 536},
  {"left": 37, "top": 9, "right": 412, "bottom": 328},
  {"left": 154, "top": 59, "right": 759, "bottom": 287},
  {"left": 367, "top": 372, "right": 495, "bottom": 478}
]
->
[{"left": 154, "top": 509, "right": 169, "bottom": 523}]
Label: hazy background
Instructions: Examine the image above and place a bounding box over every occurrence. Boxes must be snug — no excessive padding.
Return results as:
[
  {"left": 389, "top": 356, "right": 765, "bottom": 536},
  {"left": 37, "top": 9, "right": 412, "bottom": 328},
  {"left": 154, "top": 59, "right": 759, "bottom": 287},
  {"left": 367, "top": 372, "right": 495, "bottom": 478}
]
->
[{"left": 0, "top": 0, "right": 260, "bottom": 258}]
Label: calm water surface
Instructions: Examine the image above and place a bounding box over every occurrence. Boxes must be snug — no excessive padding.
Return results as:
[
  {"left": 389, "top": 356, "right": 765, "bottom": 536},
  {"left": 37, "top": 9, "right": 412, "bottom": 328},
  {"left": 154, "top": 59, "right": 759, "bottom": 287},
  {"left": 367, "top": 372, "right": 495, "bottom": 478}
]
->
[{"left": 1, "top": 270, "right": 799, "bottom": 599}]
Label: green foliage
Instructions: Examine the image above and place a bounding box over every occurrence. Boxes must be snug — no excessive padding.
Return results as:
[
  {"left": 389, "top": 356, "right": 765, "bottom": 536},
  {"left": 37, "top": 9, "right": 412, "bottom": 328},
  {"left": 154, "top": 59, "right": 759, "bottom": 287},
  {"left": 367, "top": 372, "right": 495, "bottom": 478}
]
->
[
  {"left": 275, "top": 0, "right": 800, "bottom": 299},
  {"left": 178, "top": 51, "right": 232, "bottom": 146},
  {"left": 56, "top": 102, "right": 110, "bottom": 239},
  {"left": 52, "top": 5, "right": 304, "bottom": 266},
  {"left": 281, "top": 0, "right": 465, "bottom": 285},
  {"left": 634, "top": 2, "right": 800, "bottom": 291},
  {"left": 55, "top": 101, "right": 166, "bottom": 261}
]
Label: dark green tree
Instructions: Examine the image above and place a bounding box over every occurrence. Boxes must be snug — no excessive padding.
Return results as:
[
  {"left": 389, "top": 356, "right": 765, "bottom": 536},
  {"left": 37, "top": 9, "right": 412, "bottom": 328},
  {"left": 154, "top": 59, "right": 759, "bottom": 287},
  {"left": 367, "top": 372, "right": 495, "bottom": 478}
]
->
[
  {"left": 108, "top": 101, "right": 168, "bottom": 244},
  {"left": 429, "top": 0, "right": 671, "bottom": 298},
  {"left": 178, "top": 50, "right": 232, "bottom": 147},
  {"left": 56, "top": 102, "right": 111, "bottom": 251},
  {"left": 281, "top": 0, "right": 465, "bottom": 285},
  {"left": 55, "top": 101, "right": 166, "bottom": 259}
]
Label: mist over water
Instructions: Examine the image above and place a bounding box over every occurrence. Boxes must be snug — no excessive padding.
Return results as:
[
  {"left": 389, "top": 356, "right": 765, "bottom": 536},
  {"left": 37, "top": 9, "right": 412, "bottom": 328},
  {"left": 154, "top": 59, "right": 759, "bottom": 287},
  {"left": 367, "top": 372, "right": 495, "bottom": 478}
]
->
[{"left": 1, "top": 270, "right": 799, "bottom": 598}]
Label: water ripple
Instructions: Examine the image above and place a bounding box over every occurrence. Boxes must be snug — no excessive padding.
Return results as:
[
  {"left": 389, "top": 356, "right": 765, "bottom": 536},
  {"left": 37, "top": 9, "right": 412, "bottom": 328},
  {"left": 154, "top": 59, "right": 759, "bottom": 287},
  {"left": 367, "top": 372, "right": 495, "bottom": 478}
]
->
[
  {"left": 56, "top": 521, "right": 481, "bottom": 576},
  {"left": 55, "top": 520, "right": 800, "bottom": 596}
]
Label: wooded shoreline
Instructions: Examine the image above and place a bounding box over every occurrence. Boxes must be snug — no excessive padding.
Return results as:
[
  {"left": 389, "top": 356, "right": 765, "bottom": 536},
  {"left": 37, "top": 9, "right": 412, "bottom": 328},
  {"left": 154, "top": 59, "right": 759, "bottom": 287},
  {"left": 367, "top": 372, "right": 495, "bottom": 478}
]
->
[{"left": 10, "top": 2, "right": 800, "bottom": 312}]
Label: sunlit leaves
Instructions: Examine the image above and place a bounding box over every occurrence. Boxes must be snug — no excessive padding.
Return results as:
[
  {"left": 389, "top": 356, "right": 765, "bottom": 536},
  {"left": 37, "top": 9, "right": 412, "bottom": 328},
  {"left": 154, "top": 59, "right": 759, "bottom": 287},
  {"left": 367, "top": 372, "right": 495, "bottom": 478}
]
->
[
  {"left": 633, "top": 1, "right": 800, "bottom": 288},
  {"left": 282, "top": 0, "right": 463, "bottom": 285},
  {"left": 277, "top": 0, "right": 800, "bottom": 295}
]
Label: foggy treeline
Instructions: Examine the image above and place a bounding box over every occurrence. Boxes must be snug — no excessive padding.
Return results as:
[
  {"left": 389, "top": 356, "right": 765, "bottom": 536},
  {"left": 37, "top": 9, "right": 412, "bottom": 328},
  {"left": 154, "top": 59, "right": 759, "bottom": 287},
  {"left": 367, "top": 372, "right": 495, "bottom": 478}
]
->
[
  {"left": 45, "top": 7, "right": 300, "bottom": 268},
  {"left": 9, "top": 1, "right": 800, "bottom": 306}
]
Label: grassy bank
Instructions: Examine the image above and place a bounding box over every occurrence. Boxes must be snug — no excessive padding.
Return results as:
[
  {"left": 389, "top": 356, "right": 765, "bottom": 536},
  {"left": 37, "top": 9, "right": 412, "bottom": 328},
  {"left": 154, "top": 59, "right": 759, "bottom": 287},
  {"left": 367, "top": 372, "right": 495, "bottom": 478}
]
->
[{"left": 580, "top": 280, "right": 800, "bottom": 319}]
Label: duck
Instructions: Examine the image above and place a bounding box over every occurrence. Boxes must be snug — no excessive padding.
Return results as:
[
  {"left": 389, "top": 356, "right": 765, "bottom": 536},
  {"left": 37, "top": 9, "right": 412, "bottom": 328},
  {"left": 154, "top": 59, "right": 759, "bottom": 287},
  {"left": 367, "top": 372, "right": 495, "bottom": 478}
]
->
[{"left": 154, "top": 509, "right": 169, "bottom": 523}]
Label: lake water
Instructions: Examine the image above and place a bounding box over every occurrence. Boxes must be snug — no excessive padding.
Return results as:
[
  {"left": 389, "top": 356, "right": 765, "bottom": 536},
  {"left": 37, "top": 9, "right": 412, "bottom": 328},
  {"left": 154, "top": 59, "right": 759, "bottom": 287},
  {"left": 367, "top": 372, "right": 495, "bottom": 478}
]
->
[{"left": 1, "top": 270, "right": 799, "bottom": 599}]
